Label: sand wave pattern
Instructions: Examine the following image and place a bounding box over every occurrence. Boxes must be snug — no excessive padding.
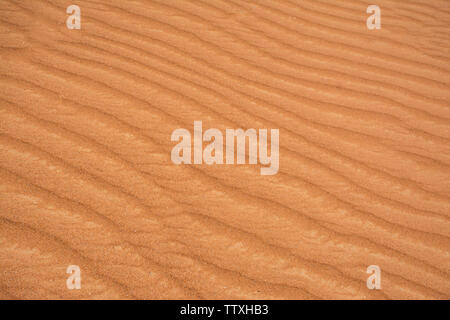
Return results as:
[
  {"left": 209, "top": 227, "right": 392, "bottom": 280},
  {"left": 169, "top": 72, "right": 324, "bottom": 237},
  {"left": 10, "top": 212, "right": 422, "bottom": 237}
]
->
[{"left": 0, "top": 0, "right": 449, "bottom": 299}]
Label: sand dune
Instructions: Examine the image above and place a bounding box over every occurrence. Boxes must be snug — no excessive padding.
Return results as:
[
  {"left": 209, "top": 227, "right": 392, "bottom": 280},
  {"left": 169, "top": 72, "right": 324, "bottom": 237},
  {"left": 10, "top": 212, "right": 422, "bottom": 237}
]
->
[{"left": 0, "top": 0, "right": 449, "bottom": 299}]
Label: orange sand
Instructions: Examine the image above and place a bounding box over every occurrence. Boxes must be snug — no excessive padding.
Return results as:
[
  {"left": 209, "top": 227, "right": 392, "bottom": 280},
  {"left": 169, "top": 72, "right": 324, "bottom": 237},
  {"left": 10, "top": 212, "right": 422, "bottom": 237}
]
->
[{"left": 0, "top": 0, "right": 449, "bottom": 299}]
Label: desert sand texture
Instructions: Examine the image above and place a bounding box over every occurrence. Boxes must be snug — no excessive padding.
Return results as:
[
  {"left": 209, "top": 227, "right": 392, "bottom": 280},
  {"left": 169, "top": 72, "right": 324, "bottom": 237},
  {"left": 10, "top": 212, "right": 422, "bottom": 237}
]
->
[{"left": 0, "top": 0, "right": 449, "bottom": 299}]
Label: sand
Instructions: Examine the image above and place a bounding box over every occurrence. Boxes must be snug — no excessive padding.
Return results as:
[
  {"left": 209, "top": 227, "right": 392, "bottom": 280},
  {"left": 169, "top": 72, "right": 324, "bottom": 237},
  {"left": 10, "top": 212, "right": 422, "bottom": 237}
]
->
[{"left": 0, "top": 0, "right": 449, "bottom": 299}]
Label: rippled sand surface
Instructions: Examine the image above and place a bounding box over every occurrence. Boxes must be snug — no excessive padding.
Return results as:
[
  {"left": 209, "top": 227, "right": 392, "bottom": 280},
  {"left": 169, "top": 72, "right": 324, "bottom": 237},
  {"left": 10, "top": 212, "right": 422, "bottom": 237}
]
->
[{"left": 0, "top": 0, "right": 449, "bottom": 299}]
